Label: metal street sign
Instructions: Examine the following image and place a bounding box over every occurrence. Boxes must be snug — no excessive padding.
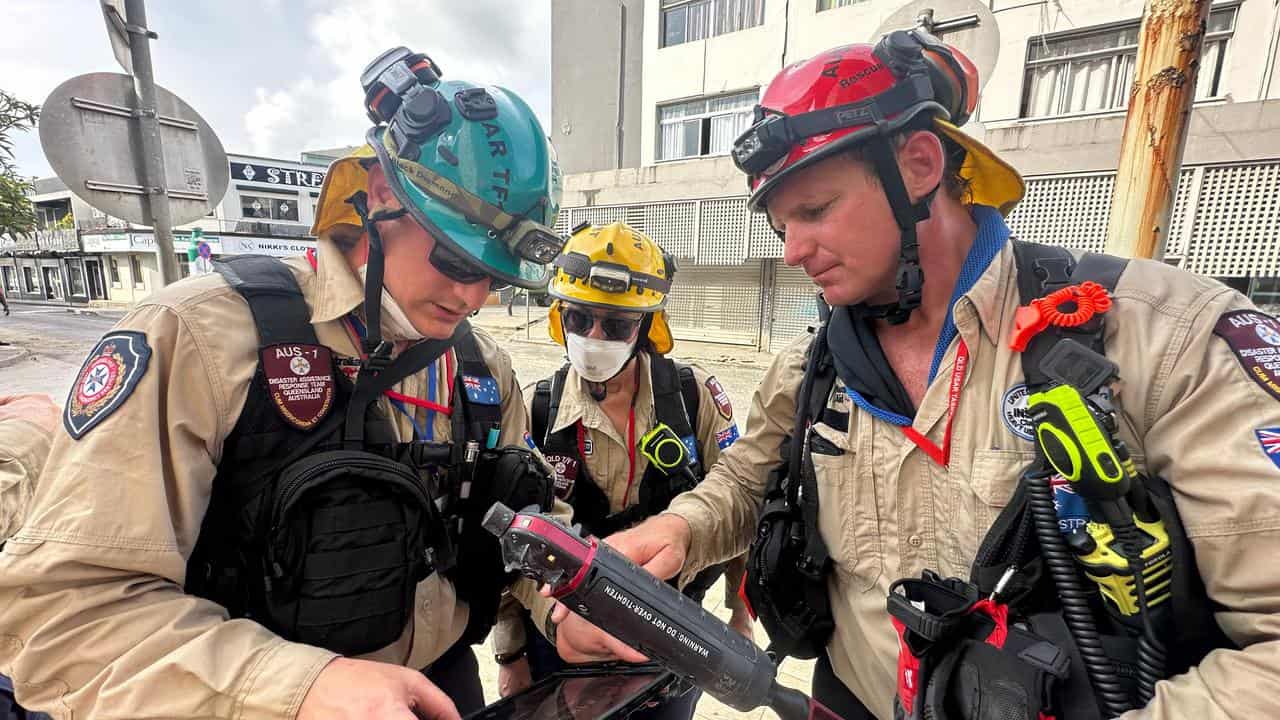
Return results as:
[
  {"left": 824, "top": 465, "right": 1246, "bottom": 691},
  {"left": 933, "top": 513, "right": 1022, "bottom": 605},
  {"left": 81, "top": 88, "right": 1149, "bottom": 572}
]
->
[
  {"left": 874, "top": 0, "right": 1001, "bottom": 95},
  {"left": 100, "top": 0, "right": 135, "bottom": 74},
  {"left": 39, "top": 72, "right": 229, "bottom": 226}
]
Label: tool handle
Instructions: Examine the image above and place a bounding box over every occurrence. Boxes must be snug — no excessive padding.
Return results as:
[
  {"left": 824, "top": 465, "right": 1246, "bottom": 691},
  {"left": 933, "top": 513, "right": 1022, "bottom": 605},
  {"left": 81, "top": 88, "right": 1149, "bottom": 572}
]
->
[{"left": 483, "top": 503, "right": 779, "bottom": 713}]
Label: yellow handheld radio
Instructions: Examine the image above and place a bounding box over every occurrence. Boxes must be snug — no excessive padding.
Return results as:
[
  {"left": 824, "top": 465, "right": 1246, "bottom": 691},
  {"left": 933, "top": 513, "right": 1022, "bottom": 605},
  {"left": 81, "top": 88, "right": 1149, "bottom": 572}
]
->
[{"left": 1027, "top": 383, "right": 1172, "bottom": 619}]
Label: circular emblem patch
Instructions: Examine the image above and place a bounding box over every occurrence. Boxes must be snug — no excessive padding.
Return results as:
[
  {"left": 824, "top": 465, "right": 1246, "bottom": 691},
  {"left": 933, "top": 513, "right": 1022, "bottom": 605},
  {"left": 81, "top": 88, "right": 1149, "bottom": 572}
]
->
[
  {"left": 290, "top": 356, "right": 312, "bottom": 376},
  {"left": 1257, "top": 322, "right": 1280, "bottom": 347},
  {"left": 78, "top": 355, "right": 121, "bottom": 405},
  {"left": 1002, "top": 383, "right": 1034, "bottom": 441}
]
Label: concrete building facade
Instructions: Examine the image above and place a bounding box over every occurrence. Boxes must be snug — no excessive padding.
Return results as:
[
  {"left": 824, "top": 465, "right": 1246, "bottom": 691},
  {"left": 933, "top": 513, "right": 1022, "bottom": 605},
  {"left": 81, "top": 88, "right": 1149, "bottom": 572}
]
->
[{"left": 1, "top": 153, "right": 328, "bottom": 308}]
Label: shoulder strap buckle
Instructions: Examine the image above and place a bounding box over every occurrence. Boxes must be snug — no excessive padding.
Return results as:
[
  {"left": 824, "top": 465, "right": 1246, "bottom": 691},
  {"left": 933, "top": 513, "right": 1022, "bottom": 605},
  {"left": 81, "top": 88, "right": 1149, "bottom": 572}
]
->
[{"left": 362, "top": 340, "right": 395, "bottom": 375}]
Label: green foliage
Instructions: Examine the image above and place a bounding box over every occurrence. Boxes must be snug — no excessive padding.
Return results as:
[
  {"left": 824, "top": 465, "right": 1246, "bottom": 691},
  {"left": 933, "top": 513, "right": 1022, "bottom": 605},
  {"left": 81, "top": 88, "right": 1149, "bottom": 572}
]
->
[
  {"left": 0, "top": 90, "right": 40, "bottom": 238},
  {"left": 0, "top": 175, "right": 36, "bottom": 239}
]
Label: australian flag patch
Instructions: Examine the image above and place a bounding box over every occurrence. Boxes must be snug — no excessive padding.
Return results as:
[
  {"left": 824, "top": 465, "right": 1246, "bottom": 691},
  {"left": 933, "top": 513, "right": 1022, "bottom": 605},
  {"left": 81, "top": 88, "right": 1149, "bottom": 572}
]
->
[
  {"left": 462, "top": 374, "right": 500, "bottom": 405},
  {"left": 1255, "top": 427, "right": 1280, "bottom": 470},
  {"left": 716, "top": 424, "right": 740, "bottom": 450}
]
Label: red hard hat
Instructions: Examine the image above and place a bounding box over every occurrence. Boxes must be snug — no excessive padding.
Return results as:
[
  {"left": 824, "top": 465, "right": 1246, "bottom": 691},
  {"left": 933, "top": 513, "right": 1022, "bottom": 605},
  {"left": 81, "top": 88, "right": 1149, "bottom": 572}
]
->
[{"left": 733, "top": 29, "right": 1021, "bottom": 214}]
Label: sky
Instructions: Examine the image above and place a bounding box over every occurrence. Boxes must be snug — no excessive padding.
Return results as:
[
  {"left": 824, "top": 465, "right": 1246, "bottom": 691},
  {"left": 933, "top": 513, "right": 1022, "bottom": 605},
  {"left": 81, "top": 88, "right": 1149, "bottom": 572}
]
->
[{"left": 2, "top": 0, "right": 552, "bottom": 179}]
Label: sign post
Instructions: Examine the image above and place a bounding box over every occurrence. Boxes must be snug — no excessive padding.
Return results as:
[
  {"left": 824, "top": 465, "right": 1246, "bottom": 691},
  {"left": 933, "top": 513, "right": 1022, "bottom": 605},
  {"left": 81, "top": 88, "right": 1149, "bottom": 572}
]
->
[{"left": 121, "top": 0, "right": 181, "bottom": 286}]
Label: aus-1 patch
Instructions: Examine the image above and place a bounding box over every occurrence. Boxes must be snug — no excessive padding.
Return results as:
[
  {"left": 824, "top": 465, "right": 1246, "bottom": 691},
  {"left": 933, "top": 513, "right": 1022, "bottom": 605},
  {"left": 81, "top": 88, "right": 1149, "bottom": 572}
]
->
[
  {"left": 1214, "top": 310, "right": 1280, "bottom": 401},
  {"left": 64, "top": 331, "right": 151, "bottom": 440},
  {"left": 705, "top": 376, "right": 734, "bottom": 420},
  {"left": 261, "top": 343, "right": 335, "bottom": 431}
]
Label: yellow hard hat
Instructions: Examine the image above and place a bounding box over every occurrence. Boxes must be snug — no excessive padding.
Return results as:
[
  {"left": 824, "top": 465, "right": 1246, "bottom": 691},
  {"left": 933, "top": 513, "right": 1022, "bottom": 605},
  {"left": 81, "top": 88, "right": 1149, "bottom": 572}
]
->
[{"left": 546, "top": 222, "right": 676, "bottom": 354}]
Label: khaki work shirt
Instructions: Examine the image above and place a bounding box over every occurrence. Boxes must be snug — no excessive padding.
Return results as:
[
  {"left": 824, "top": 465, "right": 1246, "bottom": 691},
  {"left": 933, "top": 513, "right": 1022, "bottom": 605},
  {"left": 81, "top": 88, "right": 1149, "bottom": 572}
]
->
[
  {"left": 669, "top": 242, "right": 1280, "bottom": 719},
  {"left": 491, "top": 353, "right": 747, "bottom": 655},
  {"left": 0, "top": 236, "right": 561, "bottom": 719}
]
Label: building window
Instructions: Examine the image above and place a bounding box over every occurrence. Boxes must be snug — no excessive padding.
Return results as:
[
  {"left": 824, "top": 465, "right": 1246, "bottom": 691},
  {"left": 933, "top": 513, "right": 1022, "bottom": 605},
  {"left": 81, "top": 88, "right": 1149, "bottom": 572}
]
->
[
  {"left": 67, "top": 263, "right": 87, "bottom": 297},
  {"left": 1, "top": 267, "right": 16, "bottom": 294},
  {"left": 1021, "top": 6, "right": 1236, "bottom": 119},
  {"left": 1250, "top": 277, "right": 1280, "bottom": 307},
  {"left": 662, "top": 0, "right": 765, "bottom": 47},
  {"left": 22, "top": 266, "right": 39, "bottom": 294},
  {"left": 108, "top": 256, "right": 122, "bottom": 287},
  {"left": 241, "top": 193, "right": 300, "bottom": 222},
  {"left": 658, "top": 89, "right": 758, "bottom": 161},
  {"left": 817, "top": 0, "right": 868, "bottom": 10},
  {"left": 41, "top": 267, "right": 62, "bottom": 299},
  {"left": 129, "top": 255, "right": 145, "bottom": 289}
]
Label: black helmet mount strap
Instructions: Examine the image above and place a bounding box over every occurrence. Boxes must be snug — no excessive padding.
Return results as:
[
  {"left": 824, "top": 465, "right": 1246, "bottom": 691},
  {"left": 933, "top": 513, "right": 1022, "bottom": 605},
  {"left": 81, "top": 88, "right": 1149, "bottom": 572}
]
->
[
  {"left": 348, "top": 191, "right": 408, "bottom": 371},
  {"left": 857, "top": 128, "right": 937, "bottom": 325}
]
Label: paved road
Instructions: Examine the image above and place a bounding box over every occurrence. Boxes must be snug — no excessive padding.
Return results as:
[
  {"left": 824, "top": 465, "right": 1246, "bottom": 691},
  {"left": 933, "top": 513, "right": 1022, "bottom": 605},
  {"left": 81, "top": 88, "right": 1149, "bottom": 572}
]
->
[
  {"left": 0, "top": 302, "right": 817, "bottom": 717},
  {"left": 0, "top": 305, "right": 121, "bottom": 400}
]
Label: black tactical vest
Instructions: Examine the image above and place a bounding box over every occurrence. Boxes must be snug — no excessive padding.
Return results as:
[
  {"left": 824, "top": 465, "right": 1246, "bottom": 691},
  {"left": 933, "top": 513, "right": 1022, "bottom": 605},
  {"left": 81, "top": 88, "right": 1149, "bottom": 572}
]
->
[{"left": 185, "top": 255, "right": 551, "bottom": 654}]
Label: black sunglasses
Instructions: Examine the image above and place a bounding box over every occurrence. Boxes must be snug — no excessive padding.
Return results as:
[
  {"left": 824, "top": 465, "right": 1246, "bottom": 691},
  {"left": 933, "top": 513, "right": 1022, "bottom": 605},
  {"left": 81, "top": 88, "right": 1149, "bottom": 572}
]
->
[
  {"left": 429, "top": 241, "right": 508, "bottom": 290},
  {"left": 562, "top": 307, "right": 643, "bottom": 342}
]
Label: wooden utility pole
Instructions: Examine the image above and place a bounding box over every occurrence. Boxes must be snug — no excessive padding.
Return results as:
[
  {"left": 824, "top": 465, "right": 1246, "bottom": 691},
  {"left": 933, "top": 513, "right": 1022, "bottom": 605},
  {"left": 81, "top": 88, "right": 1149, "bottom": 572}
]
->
[{"left": 1104, "top": 0, "right": 1213, "bottom": 260}]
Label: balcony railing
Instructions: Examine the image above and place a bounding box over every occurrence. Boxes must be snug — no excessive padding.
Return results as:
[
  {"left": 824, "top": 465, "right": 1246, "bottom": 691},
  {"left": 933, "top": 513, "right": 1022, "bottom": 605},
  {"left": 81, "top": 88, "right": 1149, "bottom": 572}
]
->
[{"left": 0, "top": 228, "right": 81, "bottom": 253}]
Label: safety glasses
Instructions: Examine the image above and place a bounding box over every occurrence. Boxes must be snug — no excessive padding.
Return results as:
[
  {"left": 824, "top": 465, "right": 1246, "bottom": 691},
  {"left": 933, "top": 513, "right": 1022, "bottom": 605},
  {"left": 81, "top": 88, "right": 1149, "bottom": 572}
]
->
[
  {"left": 561, "top": 307, "right": 643, "bottom": 341},
  {"left": 428, "top": 240, "right": 508, "bottom": 290}
]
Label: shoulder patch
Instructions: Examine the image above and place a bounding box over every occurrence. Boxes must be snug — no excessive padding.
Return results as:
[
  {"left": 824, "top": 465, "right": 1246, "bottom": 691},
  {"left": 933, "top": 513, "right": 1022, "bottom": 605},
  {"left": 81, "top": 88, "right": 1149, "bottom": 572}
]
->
[
  {"left": 261, "top": 343, "right": 335, "bottom": 430},
  {"left": 463, "top": 374, "right": 501, "bottom": 406},
  {"left": 705, "top": 376, "right": 733, "bottom": 420},
  {"left": 1255, "top": 428, "right": 1280, "bottom": 470},
  {"left": 64, "top": 331, "right": 151, "bottom": 439},
  {"left": 716, "top": 424, "right": 740, "bottom": 450},
  {"left": 1214, "top": 310, "right": 1280, "bottom": 401}
]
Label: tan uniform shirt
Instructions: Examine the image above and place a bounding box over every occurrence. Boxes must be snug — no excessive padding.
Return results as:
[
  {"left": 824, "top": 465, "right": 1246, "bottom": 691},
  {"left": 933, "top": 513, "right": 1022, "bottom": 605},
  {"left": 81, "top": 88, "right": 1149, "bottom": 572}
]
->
[
  {"left": 0, "top": 395, "right": 57, "bottom": 542},
  {"left": 669, "top": 243, "right": 1280, "bottom": 719},
  {"left": 491, "top": 353, "right": 747, "bottom": 655},
  {"left": 0, "top": 237, "right": 560, "bottom": 719}
]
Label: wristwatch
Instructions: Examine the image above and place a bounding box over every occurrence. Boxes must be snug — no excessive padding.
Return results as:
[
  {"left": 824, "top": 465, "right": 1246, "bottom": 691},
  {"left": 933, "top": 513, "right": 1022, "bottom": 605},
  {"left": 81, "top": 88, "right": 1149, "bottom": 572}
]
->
[{"left": 495, "top": 648, "right": 527, "bottom": 666}]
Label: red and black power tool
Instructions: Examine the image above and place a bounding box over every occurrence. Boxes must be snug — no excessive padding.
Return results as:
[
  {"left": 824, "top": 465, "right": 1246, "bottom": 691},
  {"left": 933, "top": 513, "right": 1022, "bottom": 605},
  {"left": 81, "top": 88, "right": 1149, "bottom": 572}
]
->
[{"left": 482, "top": 503, "right": 843, "bottom": 720}]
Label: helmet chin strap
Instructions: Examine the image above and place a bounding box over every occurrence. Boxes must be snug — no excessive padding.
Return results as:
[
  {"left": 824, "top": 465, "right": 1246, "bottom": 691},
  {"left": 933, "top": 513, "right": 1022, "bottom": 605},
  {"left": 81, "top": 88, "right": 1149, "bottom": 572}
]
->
[
  {"left": 348, "top": 191, "right": 409, "bottom": 366},
  {"left": 857, "top": 133, "right": 937, "bottom": 326}
]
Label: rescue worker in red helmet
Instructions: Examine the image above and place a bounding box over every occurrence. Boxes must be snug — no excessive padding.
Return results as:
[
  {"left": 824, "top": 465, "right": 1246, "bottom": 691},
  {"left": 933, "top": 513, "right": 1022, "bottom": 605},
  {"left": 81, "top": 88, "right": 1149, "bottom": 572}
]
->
[{"left": 550, "top": 28, "right": 1280, "bottom": 720}]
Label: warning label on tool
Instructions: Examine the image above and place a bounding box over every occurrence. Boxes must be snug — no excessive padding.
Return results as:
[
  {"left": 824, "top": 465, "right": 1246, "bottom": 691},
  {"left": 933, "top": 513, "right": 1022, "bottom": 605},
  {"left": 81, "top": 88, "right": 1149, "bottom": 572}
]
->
[{"left": 602, "top": 581, "right": 714, "bottom": 662}]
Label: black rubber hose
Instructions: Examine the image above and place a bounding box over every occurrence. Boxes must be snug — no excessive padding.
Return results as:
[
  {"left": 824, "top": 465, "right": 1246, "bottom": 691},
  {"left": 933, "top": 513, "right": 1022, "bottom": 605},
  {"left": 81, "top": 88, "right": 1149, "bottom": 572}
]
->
[
  {"left": 1024, "top": 468, "right": 1133, "bottom": 716},
  {"left": 1114, "top": 522, "right": 1167, "bottom": 705}
]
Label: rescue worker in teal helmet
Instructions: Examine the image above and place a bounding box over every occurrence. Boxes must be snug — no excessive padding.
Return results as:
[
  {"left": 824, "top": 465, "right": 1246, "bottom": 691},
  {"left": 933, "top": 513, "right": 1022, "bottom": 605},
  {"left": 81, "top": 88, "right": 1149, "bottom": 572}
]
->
[{"left": 0, "top": 47, "right": 570, "bottom": 720}]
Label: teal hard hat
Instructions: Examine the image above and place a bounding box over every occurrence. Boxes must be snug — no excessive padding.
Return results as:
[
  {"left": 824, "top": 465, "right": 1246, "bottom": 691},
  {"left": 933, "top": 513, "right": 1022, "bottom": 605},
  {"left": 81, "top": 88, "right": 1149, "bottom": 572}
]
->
[{"left": 316, "top": 47, "right": 562, "bottom": 290}]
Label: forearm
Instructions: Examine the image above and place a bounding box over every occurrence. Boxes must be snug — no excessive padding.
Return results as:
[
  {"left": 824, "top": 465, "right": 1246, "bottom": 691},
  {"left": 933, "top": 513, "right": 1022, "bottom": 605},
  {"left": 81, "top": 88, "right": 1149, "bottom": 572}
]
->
[{"left": 0, "top": 539, "right": 336, "bottom": 719}]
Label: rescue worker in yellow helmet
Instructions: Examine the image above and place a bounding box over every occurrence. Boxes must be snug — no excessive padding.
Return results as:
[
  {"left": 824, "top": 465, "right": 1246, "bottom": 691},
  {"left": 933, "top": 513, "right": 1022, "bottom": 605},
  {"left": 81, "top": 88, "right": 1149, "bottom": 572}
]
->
[{"left": 491, "top": 222, "right": 752, "bottom": 720}]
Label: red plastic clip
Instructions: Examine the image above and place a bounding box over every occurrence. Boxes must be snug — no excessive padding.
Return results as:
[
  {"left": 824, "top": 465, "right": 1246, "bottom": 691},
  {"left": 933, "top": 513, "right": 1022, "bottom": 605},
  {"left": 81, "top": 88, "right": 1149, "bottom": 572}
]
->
[{"left": 1008, "top": 281, "right": 1113, "bottom": 351}]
